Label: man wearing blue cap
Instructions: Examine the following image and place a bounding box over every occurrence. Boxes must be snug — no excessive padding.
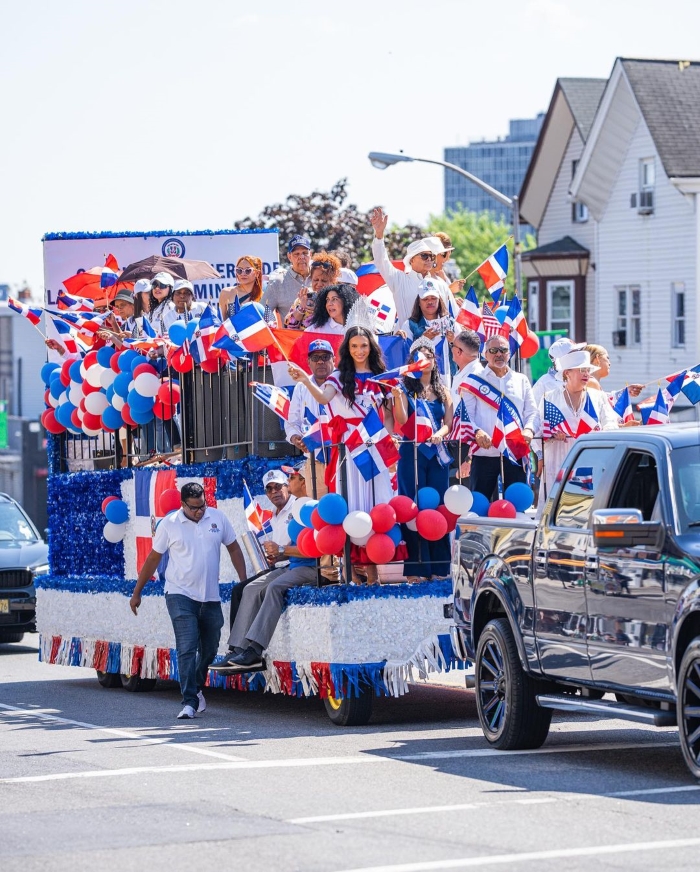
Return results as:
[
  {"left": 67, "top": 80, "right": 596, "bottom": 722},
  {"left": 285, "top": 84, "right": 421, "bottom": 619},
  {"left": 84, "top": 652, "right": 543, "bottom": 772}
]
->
[{"left": 262, "top": 234, "right": 312, "bottom": 319}]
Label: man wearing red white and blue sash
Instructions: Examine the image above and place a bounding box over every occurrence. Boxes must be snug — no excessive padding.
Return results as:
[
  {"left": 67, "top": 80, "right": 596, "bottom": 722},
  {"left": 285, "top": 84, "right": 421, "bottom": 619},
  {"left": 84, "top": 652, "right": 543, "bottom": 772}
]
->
[{"left": 462, "top": 335, "right": 538, "bottom": 500}]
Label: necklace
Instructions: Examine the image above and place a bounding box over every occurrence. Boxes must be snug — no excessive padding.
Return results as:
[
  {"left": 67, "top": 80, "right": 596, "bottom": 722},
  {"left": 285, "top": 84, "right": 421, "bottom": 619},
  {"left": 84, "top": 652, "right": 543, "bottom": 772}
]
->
[{"left": 564, "top": 387, "right": 585, "bottom": 417}]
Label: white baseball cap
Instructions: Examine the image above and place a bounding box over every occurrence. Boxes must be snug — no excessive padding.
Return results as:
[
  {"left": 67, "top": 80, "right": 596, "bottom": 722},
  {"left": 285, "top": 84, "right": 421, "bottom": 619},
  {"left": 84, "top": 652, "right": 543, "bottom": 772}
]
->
[
  {"left": 262, "top": 469, "right": 289, "bottom": 487},
  {"left": 418, "top": 279, "right": 441, "bottom": 300},
  {"left": 339, "top": 268, "right": 358, "bottom": 286},
  {"left": 152, "top": 272, "right": 175, "bottom": 288},
  {"left": 134, "top": 278, "right": 152, "bottom": 296},
  {"left": 173, "top": 279, "right": 194, "bottom": 294}
]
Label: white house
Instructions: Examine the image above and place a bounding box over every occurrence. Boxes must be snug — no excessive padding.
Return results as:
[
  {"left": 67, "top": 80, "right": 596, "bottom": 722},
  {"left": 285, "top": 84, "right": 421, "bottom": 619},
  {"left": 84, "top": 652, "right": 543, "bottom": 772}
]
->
[{"left": 520, "top": 58, "right": 700, "bottom": 401}]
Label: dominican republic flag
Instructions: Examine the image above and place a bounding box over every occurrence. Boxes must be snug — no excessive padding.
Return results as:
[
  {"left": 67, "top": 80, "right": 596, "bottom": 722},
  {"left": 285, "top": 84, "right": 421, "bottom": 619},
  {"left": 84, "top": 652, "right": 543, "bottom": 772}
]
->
[
  {"left": 229, "top": 302, "right": 275, "bottom": 352},
  {"left": 399, "top": 394, "right": 434, "bottom": 443},
  {"left": 56, "top": 290, "right": 94, "bottom": 312},
  {"left": 569, "top": 467, "right": 594, "bottom": 491},
  {"left": 46, "top": 314, "right": 80, "bottom": 356},
  {"left": 368, "top": 353, "right": 430, "bottom": 386},
  {"left": 243, "top": 479, "right": 272, "bottom": 538},
  {"left": 5, "top": 297, "right": 43, "bottom": 326},
  {"left": 100, "top": 269, "right": 119, "bottom": 289},
  {"left": 501, "top": 294, "right": 528, "bottom": 345},
  {"left": 612, "top": 387, "right": 635, "bottom": 423},
  {"left": 345, "top": 407, "right": 400, "bottom": 482},
  {"left": 476, "top": 244, "right": 509, "bottom": 299},
  {"left": 460, "top": 372, "right": 502, "bottom": 410},
  {"left": 641, "top": 388, "right": 670, "bottom": 425},
  {"left": 576, "top": 393, "right": 600, "bottom": 436},
  {"left": 302, "top": 406, "right": 333, "bottom": 463},
  {"left": 666, "top": 365, "right": 700, "bottom": 405},
  {"left": 542, "top": 399, "right": 575, "bottom": 438},
  {"left": 456, "top": 286, "right": 482, "bottom": 331},
  {"left": 47, "top": 308, "right": 108, "bottom": 343},
  {"left": 366, "top": 285, "right": 397, "bottom": 333},
  {"left": 211, "top": 316, "right": 250, "bottom": 359},
  {"left": 250, "top": 382, "right": 291, "bottom": 421},
  {"left": 448, "top": 397, "right": 475, "bottom": 442},
  {"left": 492, "top": 396, "right": 530, "bottom": 462},
  {"left": 133, "top": 467, "right": 178, "bottom": 574},
  {"left": 479, "top": 301, "right": 502, "bottom": 340},
  {"left": 190, "top": 304, "right": 222, "bottom": 364}
]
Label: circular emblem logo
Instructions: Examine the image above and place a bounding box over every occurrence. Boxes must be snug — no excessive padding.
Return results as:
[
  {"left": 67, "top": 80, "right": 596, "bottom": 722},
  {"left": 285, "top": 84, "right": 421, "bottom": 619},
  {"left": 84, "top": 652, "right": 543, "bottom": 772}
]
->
[
  {"left": 479, "top": 385, "right": 489, "bottom": 395},
  {"left": 161, "top": 237, "right": 186, "bottom": 258}
]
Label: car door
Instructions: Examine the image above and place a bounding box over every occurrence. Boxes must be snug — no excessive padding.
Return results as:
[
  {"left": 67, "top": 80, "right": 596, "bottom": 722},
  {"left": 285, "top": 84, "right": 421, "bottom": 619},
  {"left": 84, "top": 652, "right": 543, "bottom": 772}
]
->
[
  {"left": 534, "top": 444, "right": 617, "bottom": 681},
  {"left": 587, "top": 447, "right": 670, "bottom": 692}
]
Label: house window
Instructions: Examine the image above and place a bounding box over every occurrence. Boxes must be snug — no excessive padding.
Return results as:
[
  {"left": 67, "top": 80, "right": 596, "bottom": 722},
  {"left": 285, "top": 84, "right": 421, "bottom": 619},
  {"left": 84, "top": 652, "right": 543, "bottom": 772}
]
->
[
  {"left": 639, "top": 158, "right": 655, "bottom": 213},
  {"left": 527, "top": 281, "right": 539, "bottom": 331},
  {"left": 571, "top": 160, "right": 588, "bottom": 222},
  {"left": 615, "top": 285, "right": 641, "bottom": 347},
  {"left": 672, "top": 282, "right": 686, "bottom": 348},
  {"left": 547, "top": 280, "right": 575, "bottom": 337}
]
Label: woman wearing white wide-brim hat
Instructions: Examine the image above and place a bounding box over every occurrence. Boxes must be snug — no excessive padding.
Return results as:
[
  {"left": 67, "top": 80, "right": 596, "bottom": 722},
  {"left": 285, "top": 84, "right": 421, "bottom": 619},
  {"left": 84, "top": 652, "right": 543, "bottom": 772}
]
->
[{"left": 536, "top": 350, "right": 619, "bottom": 511}]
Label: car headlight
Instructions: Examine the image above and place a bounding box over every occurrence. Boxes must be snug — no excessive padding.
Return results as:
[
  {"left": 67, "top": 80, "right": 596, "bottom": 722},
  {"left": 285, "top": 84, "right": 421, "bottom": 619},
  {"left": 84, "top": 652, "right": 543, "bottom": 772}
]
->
[{"left": 32, "top": 564, "right": 50, "bottom": 577}]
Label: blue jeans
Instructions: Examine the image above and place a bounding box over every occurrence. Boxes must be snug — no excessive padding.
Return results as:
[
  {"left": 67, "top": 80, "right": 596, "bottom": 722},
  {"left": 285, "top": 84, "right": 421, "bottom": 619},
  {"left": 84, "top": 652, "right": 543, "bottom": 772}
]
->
[{"left": 165, "top": 594, "right": 224, "bottom": 709}]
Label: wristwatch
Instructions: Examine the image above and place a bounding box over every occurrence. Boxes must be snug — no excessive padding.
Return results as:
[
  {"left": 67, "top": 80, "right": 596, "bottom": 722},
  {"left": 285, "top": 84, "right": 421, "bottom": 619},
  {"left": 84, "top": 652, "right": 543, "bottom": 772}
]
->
[{"left": 278, "top": 545, "right": 286, "bottom": 556}]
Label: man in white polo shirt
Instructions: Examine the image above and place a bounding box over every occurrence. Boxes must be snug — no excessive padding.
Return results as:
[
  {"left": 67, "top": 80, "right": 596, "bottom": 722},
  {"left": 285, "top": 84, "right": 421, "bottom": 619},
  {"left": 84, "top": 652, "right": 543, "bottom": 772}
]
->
[{"left": 130, "top": 482, "right": 247, "bottom": 720}]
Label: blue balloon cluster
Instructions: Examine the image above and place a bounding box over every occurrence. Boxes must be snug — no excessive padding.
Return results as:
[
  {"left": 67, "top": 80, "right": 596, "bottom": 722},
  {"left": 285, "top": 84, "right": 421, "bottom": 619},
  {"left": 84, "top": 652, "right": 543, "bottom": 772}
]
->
[
  {"left": 470, "top": 492, "right": 490, "bottom": 517},
  {"left": 317, "top": 493, "right": 348, "bottom": 525}
]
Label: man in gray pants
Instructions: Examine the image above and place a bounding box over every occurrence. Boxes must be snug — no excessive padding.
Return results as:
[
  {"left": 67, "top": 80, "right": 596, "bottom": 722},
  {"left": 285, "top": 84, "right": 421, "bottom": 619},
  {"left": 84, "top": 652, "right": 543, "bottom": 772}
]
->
[{"left": 211, "top": 469, "right": 317, "bottom": 672}]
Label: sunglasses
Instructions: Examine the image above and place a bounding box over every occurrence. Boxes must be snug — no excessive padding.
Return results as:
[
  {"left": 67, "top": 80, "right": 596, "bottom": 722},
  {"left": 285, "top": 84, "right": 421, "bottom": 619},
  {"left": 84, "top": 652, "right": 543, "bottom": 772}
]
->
[
  {"left": 309, "top": 353, "right": 332, "bottom": 362},
  {"left": 312, "top": 261, "right": 333, "bottom": 270},
  {"left": 235, "top": 267, "right": 255, "bottom": 275},
  {"left": 265, "top": 483, "right": 285, "bottom": 492},
  {"left": 152, "top": 282, "right": 170, "bottom": 291},
  {"left": 417, "top": 253, "right": 435, "bottom": 261},
  {"left": 183, "top": 502, "right": 206, "bottom": 512},
  {"left": 486, "top": 347, "right": 510, "bottom": 355}
]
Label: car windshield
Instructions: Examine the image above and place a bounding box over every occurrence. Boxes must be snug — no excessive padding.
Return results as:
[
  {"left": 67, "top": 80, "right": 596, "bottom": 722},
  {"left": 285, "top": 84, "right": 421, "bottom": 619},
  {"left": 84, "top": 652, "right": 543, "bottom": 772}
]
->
[
  {"left": 0, "top": 501, "right": 38, "bottom": 542},
  {"left": 671, "top": 446, "right": 700, "bottom": 534}
]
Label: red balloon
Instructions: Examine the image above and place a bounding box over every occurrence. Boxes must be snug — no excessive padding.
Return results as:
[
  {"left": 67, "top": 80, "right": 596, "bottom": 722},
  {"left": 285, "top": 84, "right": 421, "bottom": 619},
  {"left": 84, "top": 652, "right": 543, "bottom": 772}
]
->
[
  {"left": 133, "top": 362, "right": 159, "bottom": 378},
  {"left": 43, "top": 388, "right": 52, "bottom": 407},
  {"left": 41, "top": 408, "right": 65, "bottom": 434},
  {"left": 199, "top": 357, "right": 221, "bottom": 373},
  {"left": 159, "top": 488, "right": 181, "bottom": 515},
  {"left": 436, "top": 504, "right": 459, "bottom": 533},
  {"left": 157, "top": 383, "right": 181, "bottom": 405},
  {"left": 488, "top": 499, "right": 517, "bottom": 519},
  {"left": 82, "top": 411, "right": 102, "bottom": 431},
  {"left": 520, "top": 330, "right": 540, "bottom": 360},
  {"left": 60, "top": 359, "right": 73, "bottom": 386},
  {"left": 388, "top": 495, "right": 419, "bottom": 524},
  {"left": 370, "top": 503, "right": 397, "bottom": 534},
  {"left": 83, "top": 350, "right": 99, "bottom": 369},
  {"left": 70, "top": 409, "right": 83, "bottom": 429},
  {"left": 297, "top": 527, "right": 322, "bottom": 558},
  {"left": 101, "top": 496, "right": 118, "bottom": 513},
  {"left": 82, "top": 379, "right": 102, "bottom": 395},
  {"left": 153, "top": 401, "right": 175, "bottom": 420},
  {"left": 168, "top": 347, "right": 194, "bottom": 373},
  {"left": 315, "top": 524, "right": 346, "bottom": 555},
  {"left": 121, "top": 404, "right": 137, "bottom": 428},
  {"left": 365, "top": 532, "right": 396, "bottom": 565},
  {"left": 311, "top": 508, "right": 327, "bottom": 531},
  {"left": 110, "top": 353, "right": 122, "bottom": 374},
  {"left": 416, "top": 509, "right": 448, "bottom": 541}
]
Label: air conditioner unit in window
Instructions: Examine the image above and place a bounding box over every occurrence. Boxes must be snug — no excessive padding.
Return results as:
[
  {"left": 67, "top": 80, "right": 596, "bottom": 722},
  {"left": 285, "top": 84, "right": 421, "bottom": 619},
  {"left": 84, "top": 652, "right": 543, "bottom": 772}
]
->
[
  {"left": 612, "top": 330, "right": 626, "bottom": 347},
  {"left": 638, "top": 190, "right": 654, "bottom": 214}
]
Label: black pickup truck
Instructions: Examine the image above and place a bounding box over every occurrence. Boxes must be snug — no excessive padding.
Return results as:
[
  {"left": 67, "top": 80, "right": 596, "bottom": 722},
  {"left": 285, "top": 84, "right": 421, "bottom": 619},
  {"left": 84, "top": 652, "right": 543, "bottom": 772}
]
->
[{"left": 449, "top": 424, "right": 700, "bottom": 778}]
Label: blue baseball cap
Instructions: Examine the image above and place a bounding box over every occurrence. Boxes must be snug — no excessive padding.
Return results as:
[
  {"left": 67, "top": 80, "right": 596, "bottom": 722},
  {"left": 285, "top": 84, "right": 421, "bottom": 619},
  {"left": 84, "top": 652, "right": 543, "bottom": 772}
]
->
[
  {"left": 288, "top": 235, "right": 311, "bottom": 253},
  {"left": 307, "top": 339, "right": 334, "bottom": 355}
]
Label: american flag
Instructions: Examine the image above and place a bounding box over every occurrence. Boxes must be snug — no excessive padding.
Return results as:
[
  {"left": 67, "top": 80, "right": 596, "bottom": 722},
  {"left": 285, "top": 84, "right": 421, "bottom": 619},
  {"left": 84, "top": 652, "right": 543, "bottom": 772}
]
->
[
  {"left": 479, "top": 302, "right": 502, "bottom": 340},
  {"left": 448, "top": 397, "right": 475, "bottom": 442},
  {"left": 576, "top": 393, "right": 600, "bottom": 436},
  {"left": 542, "top": 399, "right": 575, "bottom": 438}
]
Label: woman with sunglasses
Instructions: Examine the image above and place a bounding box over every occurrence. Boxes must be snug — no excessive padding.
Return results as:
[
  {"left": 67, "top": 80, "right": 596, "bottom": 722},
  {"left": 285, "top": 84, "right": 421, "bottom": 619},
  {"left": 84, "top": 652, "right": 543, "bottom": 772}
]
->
[
  {"left": 308, "top": 282, "right": 359, "bottom": 335},
  {"left": 144, "top": 272, "right": 178, "bottom": 337},
  {"left": 285, "top": 252, "right": 341, "bottom": 330},
  {"left": 218, "top": 256, "right": 264, "bottom": 320},
  {"left": 392, "top": 337, "right": 454, "bottom": 582}
]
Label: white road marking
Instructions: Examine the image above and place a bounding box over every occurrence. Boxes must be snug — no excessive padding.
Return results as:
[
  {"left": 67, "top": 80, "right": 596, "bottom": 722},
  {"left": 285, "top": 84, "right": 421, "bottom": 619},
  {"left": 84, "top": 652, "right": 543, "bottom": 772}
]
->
[
  {"left": 0, "top": 702, "right": 244, "bottom": 762},
  {"left": 394, "top": 740, "right": 678, "bottom": 760},
  {"left": 332, "top": 837, "right": 700, "bottom": 872}
]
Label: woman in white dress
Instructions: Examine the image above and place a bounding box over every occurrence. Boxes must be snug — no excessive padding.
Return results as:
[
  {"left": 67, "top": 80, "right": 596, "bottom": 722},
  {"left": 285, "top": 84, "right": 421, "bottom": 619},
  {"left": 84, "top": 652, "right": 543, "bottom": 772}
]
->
[{"left": 537, "top": 349, "right": 619, "bottom": 505}]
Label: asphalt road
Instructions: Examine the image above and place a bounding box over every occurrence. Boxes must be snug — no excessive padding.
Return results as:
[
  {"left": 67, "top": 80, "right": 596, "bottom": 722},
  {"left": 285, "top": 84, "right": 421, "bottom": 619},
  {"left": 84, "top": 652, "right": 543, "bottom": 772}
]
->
[{"left": 2, "top": 638, "right": 700, "bottom": 872}]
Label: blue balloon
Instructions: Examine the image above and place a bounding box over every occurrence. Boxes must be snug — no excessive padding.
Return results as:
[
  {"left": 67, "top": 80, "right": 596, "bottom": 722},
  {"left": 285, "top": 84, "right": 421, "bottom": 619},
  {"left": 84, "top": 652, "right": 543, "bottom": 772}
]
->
[
  {"left": 113, "top": 372, "right": 132, "bottom": 398},
  {"left": 471, "top": 492, "right": 490, "bottom": 517},
  {"left": 299, "top": 499, "right": 319, "bottom": 528},
  {"left": 49, "top": 368, "right": 62, "bottom": 382},
  {"left": 69, "top": 360, "right": 84, "bottom": 383},
  {"left": 102, "top": 406, "right": 124, "bottom": 430},
  {"left": 417, "top": 487, "right": 440, "bottom": 510},
  {"left": 96, "top": 346, "right": 116, "bottom": 368},
  {"left": 387, "top": 524, "right": 402, "bottom": 547},
  {"left": 129, "top": 405, "right": 155, "bottom": 424},
  {"left": 317, "top": 493, "right": 348, "bottom": 525},
  {"left": 494, "top": 306, "right": 509, "bottom": 325},
  {"left": 127, "top": 389, "right": 154, "bottom": 412},
  {"left": 118, "top": 349, "right": 140, "bottom": 372},
  {"left": 186, "top": 319, "right": 200, "bottom": 342},
  {"left": 504, "top": 482, "right": 534, "bottom": 513},
  {"left": 41, "top": 362, "right": 59, "bottom": 385},
  {"left": 55, "top": 402, "right": 76, "bottom": 427},
  {"left": 49, "top": 378, "right": 66, "bottom": 400},
  {"left": 105, "top": 384, "right": 116, "bottom": 403},
  {"left": 131, "top": 355, "right": 154, "bottom": 374},
  {"left": 288, "top": 518, "right": 304, "bottom": 545},
  {"left": 105, "top": 499, "right": 129, "bottom": 524},
  {"left": 168, "top": 322, "right": 188, "bottom": 347}
]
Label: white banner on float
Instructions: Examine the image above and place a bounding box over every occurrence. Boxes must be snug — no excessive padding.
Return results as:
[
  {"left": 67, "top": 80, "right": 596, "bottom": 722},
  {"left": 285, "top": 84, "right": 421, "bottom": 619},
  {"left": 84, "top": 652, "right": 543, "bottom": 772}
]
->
[{"left": 42, "top": 229, "right": 280, "bottom": 307}]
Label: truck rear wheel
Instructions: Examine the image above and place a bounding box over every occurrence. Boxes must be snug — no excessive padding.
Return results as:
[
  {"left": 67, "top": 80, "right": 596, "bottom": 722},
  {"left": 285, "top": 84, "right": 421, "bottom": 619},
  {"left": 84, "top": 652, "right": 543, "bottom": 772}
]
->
[
  {"left": 121, "top": 673, "right": 157, "bottom": 692},
  {"left": 0, "top": 632, "right": 24, "bottom": 644},
  {"left": 323, "top": 691, "right": 373, "bottom": 726},
  {"left": 475, "top": 617, "right": 551, "bottom": 750},
  {"left": 96, "top": 670, "right": 122, "bottom": 688},
  {"left": 678, "top": 639, "right": 700, "bottom": 778}
]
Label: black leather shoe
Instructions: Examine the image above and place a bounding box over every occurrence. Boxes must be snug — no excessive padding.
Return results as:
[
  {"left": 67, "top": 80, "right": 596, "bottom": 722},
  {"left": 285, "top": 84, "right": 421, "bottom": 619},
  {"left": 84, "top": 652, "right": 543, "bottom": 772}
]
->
[
  {"left": 207, "top": 650, "right": 241, "bottom": 673},
  {"left": 228, "top": 646, "right": 265, "bottom": 671}
]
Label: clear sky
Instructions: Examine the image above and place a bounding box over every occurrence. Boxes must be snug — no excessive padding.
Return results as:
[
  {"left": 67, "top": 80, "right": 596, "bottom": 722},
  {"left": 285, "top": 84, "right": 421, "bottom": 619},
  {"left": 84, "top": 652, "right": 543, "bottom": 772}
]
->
[{"left": 2, "top": 0, "right": 699, "bottom": 296}]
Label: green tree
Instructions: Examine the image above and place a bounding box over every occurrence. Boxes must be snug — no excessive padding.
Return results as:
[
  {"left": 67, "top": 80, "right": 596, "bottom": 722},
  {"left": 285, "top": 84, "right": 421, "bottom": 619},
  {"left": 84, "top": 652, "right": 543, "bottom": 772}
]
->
[
  {"left": 427, "top": 209, "right": 535, "bottom": 302},
  {"left": 234, "top": 179, "right": 424, "bottom": 266}
]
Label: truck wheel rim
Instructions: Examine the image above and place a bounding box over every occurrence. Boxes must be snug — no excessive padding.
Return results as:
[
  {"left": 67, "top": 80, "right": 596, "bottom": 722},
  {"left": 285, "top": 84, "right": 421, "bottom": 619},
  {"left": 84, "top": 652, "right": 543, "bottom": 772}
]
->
[
  {"left": 479, "top": 639, "right": 506, "bottom": 734},
  {"left": 326, "top": 694, "right": 342, "bottom": 711},
  {"left": 681, "top": 657, "right": 700, "bottom": 767}
]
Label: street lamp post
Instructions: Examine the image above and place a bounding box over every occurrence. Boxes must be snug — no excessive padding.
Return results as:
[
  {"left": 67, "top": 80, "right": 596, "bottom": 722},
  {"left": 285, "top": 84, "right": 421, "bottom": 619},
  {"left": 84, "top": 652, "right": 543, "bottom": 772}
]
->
[{"left": 368, "top": 151, "right": 522, "bottom": 300}]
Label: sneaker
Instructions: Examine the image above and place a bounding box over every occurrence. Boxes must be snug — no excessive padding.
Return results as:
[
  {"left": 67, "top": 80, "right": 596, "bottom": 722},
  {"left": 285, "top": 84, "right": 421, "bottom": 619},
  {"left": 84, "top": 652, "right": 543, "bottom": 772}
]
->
[
  {"left": 208, "top": 650, "right": 240, "bottom": 673},
  {"left": 197, "top": 691, "right": 206, "bottom": 713},
  {"left": 177, "top": 704, "right": 196, "bottom": 719}
]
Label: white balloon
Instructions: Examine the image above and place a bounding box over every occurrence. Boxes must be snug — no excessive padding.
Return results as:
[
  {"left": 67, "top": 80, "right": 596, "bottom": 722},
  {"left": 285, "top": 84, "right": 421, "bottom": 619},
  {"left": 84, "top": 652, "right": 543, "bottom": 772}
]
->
[
  {"left": 134, "top": 372, "right": 161, "bottom": 397},
  {"left": 57, "top": 392, "right": 69, "bottom": 406},
  {"left": 343, "top": 510, "right": 373, "bottom": 538},
  {"left": 112, "top": 394, "right": 125, "bottom": 411},
  {"left": 444, "top": 485, "right": 474, "bottom": 516},
  {"left": 47, "top": 392, "right": 59, "bottom": 408},
  {"left": 350, "top": 532, "right": 372, "bottom": 546},
  {"left": 84, "top": 391, "right": 108, "bottom": 415},
  {"left": 128, "top": 379, "right": 135, "bottom": 393},
  {"left": 99, "top": 368, "right": 117, "bottom": 389},
  {"left": 406, "top": 517, "right": 418, "bottom": 532},
  {"left": 85, "top": 365, "right": 105, "bottom": 387},
  {"left": 79, "top": 362, "right": 87, "bottom": 379},
  {"left": 462, "top": 511, "right": 479, "bottom": 519},
  {"left": 82, "top": 425, "right": 101, "bottom": 437},
  {"left": 69, "top": 385, "right": 83, "bottom": 406},
  {"left": 103, "top": 521, "right": 127, "bottom": 543},
  {"left": 291, "top": 497, "right": 311, "bottom": 524}
]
